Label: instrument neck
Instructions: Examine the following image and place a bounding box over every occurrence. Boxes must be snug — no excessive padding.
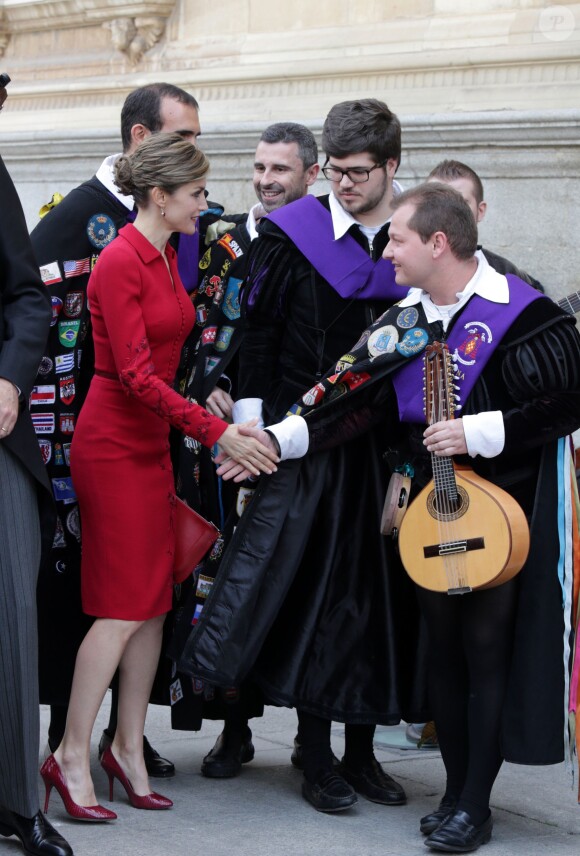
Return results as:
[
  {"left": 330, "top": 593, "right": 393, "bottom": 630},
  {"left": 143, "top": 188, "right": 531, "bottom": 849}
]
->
[{"left": 431, "top": 452, "right": 459, "bottom": 501}]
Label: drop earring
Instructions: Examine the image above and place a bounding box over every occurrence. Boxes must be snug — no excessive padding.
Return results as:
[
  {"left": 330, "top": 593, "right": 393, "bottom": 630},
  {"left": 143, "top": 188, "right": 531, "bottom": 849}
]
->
[{"left": 161, "top": 207, "right": 165, "bottom": 217}]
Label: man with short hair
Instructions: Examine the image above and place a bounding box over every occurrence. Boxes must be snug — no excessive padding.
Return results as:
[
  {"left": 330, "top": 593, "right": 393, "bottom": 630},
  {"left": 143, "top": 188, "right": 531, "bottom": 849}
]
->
[
  {"left": 30, "top": 82, "right": 202, "bottom": 778},
  {"left": 233, "top": 98, "right": 403, "bottom": 431},
  {"left": 427, "top": 159, "right": 544, "bottom": 290},
  {"left": 186, "top": 182, "right": 580, "bottom": 849},
  {"left": 379, "top": 183, "right": 579, "bottom": 851},
  {"left": 180, "top": 100, "right": 424, "bottom": 813},
  {"left": 171, "top": 122, "right": 319, "bottom": 777}
]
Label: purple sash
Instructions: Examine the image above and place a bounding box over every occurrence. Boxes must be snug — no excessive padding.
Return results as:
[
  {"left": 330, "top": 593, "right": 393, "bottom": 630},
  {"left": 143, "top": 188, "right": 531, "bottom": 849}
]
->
[
  {"left": 393, "top": 275, "right": 544, "bottom": 423},
  {"left": 177, "top": 231, "right": 200, "bottom": 293},
  {"left": 268, "top": 195, "right": 406, "bottom": 301}
]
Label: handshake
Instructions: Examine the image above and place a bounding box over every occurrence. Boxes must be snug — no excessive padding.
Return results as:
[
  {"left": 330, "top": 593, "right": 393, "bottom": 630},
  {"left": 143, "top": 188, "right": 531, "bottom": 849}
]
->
[{"left": 215, "top": 420, "right": 280, "bottom": 483}]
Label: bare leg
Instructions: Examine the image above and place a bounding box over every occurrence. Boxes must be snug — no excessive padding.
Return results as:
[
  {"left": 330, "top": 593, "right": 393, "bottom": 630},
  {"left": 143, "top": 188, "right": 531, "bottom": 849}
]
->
[
  {"left": 53, "top": 617, "right": 145, "bottom": 806},
  {"left": 111, "top": 614, "right": 165, "bottom": 796}
]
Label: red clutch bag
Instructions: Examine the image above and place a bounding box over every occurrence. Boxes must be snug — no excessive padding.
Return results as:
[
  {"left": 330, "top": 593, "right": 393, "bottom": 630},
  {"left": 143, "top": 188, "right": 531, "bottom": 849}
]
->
[{"left": 173, "top": 496, "right": 219, "bottom": 584}]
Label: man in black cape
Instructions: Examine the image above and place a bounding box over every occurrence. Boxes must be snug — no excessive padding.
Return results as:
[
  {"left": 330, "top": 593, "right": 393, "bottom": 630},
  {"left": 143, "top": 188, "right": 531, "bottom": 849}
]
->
[
  {"left": 175, "top": 98, "right": 424, "bottom": 814},
  {"left": 179, "top": 183, "right": 580, "bottom": 847},
  {"left": 171, "top": 122, "right": 319, "bottom": 778}
]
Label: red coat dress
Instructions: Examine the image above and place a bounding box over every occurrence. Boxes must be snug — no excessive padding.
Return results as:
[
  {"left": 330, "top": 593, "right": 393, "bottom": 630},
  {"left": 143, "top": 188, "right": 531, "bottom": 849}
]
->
[{"left": 70, "top": 224, "right": 226, "bottom": 620}]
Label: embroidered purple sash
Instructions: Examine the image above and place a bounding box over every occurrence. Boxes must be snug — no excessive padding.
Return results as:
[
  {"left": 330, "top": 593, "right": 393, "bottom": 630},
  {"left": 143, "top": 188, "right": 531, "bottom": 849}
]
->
[
  {"left": 268, "top": 195, "right": 406, "bottom": 301},
  {"left": 393, "top": 275, "right": 544, "bottom": 423}
]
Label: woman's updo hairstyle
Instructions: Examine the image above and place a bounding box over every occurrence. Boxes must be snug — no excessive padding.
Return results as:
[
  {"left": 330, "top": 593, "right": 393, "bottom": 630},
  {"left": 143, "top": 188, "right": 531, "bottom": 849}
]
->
[{"left": 114, "top": 132, "right": 209, "bottom": 207}]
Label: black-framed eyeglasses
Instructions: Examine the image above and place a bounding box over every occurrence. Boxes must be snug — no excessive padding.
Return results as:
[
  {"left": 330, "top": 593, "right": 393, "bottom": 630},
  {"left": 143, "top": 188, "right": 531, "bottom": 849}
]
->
[{"left": 321, "top": 159, "right": 387, "bottom": 184}]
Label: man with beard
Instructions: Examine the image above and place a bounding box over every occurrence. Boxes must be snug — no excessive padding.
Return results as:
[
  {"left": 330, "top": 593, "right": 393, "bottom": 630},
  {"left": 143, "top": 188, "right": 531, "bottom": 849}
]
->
[
  {"left": 192, "top": 99, "right": 417, "bottom": 813},
  {"left": 172, "top": 123, "right": 319, "bottom": 778},
  {"left": 184, "top": 183, "right": 580, "bottom": 848}
]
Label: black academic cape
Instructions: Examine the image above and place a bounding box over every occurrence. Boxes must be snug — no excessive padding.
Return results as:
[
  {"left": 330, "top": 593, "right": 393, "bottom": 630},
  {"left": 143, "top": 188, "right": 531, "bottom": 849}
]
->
[{"left": 179, "top": 291, "right": 580, "bottom": 759}]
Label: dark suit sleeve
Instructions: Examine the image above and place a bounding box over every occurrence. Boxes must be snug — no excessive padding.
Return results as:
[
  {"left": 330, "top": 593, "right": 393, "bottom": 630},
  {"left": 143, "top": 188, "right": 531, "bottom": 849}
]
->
[{"left": 0, "top": 156, "right": 51, "bottom": 398}]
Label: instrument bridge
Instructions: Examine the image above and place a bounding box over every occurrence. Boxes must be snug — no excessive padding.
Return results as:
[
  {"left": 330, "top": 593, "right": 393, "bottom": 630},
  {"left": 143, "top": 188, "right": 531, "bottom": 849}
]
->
[{"left": 423, "top": 537, "right": 485, "bottom": 559}]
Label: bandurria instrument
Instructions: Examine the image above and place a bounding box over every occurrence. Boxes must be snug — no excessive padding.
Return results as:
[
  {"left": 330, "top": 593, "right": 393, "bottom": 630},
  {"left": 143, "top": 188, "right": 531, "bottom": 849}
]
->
[{"left": 398, "top": 342, "right": 530, "bottom": 594}]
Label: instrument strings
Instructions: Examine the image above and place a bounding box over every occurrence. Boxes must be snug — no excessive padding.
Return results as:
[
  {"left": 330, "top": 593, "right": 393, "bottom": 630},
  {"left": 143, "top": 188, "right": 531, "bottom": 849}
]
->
[{"left": 429, "top": 349, "right": 466, "bottom": 591}]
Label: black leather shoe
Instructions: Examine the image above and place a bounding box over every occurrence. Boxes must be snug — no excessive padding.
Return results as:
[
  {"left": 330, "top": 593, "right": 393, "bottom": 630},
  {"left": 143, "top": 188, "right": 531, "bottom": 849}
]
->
[
  {"left": 420, "top": 797, "right": 458, "bottom": 835},
  {"left": 201, "top": 729, "right": 255, "bottom": 778},
  {"left": 0, "top": 808, "right": 73, "bottom": 856},
  {"left": 97, "top": 730, "right": 175, "bottom": 778},
  {"left": 425, "top": 809, "right": 493, "bottom": 852},
  {"left": 290, "top": 737, "right": 340, "bottom": 771},
  {"left": 143, "top": 735, "right": 176, "bottom": 778},
  {"left": 301, "top": 771, "right": 357, "bottom": 812},
  {"left": 338, "top": 757, "right": 406, "bottom": 805}
]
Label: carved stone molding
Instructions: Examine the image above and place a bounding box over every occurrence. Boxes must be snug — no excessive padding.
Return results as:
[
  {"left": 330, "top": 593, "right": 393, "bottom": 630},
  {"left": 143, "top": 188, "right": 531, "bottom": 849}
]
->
[
  {"left": 104, "top": 15, "right": 166, "bottom": 64},
  {"left": 2, "top": 1, "right": 176, "bottom": 30}
]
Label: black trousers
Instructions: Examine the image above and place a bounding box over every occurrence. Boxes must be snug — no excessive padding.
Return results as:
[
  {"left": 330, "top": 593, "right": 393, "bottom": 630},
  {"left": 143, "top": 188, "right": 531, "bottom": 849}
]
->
[{"left": 416, "top": 578, "right": 519, "bottom": 822}]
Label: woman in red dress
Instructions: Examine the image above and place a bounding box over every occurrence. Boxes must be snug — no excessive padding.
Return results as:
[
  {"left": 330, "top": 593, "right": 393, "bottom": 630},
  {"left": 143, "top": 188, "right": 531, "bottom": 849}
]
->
[{"left": 40, "top": 133, "right": 278, "bottom": 820}]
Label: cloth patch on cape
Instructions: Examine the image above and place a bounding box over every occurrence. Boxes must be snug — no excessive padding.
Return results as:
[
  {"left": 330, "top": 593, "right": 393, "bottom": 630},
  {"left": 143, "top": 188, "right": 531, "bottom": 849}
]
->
[
  {"left": 86, "top": 213, "right": 117, "bottom": 249},
  {"left": 40, "top": 261, "right": 62, "bottom": 285},
  {"left": 368, "top": 325, "right": 399, "bottom": 359},
  {"left": 395, "top": 328, "right": 429, "bottom": 356},
  {"left": 396, "top": 307, "right": 419, "bottom": 329},
  {"left": 50, "top": 297, "right": 63, "bottom": 326},
  {"left": 222, "top": 277, "right": 242, "bottom": 320},
  {"left": 170, "top": 679, "right": 183, "bottom": 704}
]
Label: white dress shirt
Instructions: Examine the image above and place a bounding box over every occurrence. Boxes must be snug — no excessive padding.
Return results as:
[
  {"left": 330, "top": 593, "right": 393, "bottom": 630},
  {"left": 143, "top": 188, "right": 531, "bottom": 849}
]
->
[{"left": 267, "top": 252, "right": 509, "bottom": 461}]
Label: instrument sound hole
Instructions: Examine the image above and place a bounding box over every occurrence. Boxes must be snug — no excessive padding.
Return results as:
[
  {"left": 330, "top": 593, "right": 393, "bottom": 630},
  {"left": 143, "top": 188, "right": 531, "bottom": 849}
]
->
[{"left": 427, "top": 485, "right": 469, "bottom": 521}]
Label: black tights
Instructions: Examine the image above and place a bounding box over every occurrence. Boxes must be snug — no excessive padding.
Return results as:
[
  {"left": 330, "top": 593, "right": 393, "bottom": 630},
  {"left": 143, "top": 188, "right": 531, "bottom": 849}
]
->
[
  {"left": 416, "top": 578, "right": 519, "bottom": 825},
  {"left": 297, "top": 710, "right": 376, "bottom": 782}
]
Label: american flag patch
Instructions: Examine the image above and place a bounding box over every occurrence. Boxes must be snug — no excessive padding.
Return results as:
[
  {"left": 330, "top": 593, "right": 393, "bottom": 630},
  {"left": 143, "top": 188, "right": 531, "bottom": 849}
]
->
[{"left": 63, "top": 258, "right": 91, "bottom": 278}]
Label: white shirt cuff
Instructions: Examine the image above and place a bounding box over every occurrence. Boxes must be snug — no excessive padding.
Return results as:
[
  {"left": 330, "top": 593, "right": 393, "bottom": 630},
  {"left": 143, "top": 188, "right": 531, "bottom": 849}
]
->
[
  {"left": 232, "top": 397, "right": 264, "bottom": 428},
  {"left": 462, "top": 411, "right": 505, "bottom": 459},
  {"left": 266, "top": 415, "right": 309, "bottom": 460}
]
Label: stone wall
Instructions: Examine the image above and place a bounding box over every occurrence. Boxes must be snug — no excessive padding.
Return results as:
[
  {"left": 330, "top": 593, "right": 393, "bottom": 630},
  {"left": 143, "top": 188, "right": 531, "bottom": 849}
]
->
[{"left": 1, "top": 0, "right": 579, "bottom": 299}]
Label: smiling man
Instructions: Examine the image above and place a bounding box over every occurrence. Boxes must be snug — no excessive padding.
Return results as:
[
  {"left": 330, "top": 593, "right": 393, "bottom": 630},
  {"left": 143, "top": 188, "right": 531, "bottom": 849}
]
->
[
  {"left": 219, "top": 100, "right": 415, "bottom": 813},
  {"left": 253, "top": 125, "right": 319, "bottom": 213},
  {"left": 182, "top": 183, "right": 580, "bottom": 851},
  {"left": 170, "top": 122, "right": 319, "bottom": 775}
]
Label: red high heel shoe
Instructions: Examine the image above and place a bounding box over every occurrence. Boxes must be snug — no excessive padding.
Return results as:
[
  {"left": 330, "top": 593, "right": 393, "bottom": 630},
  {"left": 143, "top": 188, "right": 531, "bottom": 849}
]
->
[
  {"left": 100, "top": 747, "right": 173, "bottom": 810},
  {"left": 40, "top": 754, "right": 117, "bottom": 822}
]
